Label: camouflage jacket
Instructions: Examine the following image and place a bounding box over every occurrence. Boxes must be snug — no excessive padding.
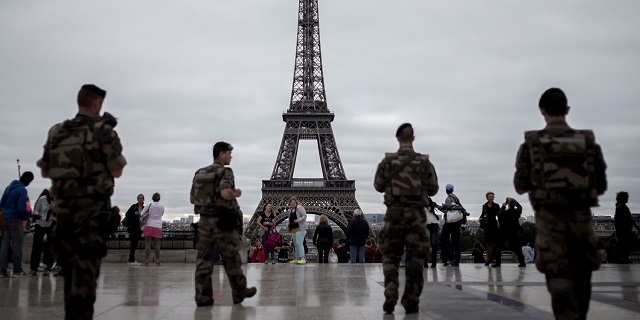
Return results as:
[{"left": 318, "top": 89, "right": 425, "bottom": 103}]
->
[
  {"left": 514, "top": 119, "right": 607, "bottom": 208},
  {"left": 374, "top": 146, "right": 439, "bottom": 207},
  {"left": 37, "top": 110, "right": 127, "bottom": 199},
  {"left": 190, "top": 161, "right": 238, "bottom": 215}
]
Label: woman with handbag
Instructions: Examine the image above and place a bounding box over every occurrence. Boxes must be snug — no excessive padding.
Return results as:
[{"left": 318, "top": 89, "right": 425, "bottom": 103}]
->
[
  {"left": 123, "top": 194, "right": 144, "bottom": 266},
  {"left": 140, "top": 192, "right": 165, "bottom": 266},
  {"left": 479, "top": 191, "right": 500, "bottom": 266},
  {"left": 288, "top": 197, "right": 307, "bottom": 264}
]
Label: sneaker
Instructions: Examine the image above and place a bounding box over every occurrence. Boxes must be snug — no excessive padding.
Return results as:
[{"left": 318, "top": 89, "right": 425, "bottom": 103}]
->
[
  {"left": 271, "top": 261, "right": 276, "bottom": 265},
  {"left": 0, "top": 272, "right": 9, "bottom": 278},
  {"left": 233, "top": 287, "right": 257, "bottom": 304},
  {"left": 12, "top": 271, "right": 31, "bottom": 278},
  {"left": 491, "top": 263, "right": 501, "bottom": 267},
  {"left": 443, "top": 262, "right": 451, "bottom": 267},
  {"left": 296, "top": 259, "right": 306, "bottom": 264},
  {"left": 128, "top": 262, "right": 142, "bottom": 266},
  {"left": 289, "top": 259, "right": 299, "bottom": 264}
]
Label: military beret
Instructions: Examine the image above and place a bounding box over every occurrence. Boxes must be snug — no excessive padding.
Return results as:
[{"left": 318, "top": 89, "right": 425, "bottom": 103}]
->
[
  {"left": 396, "top": 123, "right": 413, "bottom": 137},
  {"left": 81, "top": 84, "right": 107, "bottom": 99}
]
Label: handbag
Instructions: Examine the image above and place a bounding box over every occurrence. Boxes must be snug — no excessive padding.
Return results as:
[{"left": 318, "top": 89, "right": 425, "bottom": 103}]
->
[
  {"left": 445, "top": 210, "right": 465, "bottom": 223},
  {"left": 121, "top": 215, "right": 130, "bottom": 227},
  {"left": 139, "top": 204, "right": 151, "bottom": 229}
]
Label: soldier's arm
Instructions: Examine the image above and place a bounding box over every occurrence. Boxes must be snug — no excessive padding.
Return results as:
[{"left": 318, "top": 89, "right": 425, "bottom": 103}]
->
[
  {"left": 190, "top": 174, "right": 197, "bottom": 204},
  {"left": 424, "top": 159, "right": 439, "bottom": 196},
  {"left": 100, "top": 126, "right": 127, "bottom": 178},
  {"left": 373, "top": 160, "right": 386, "bottom": 193},
  {"left": 219, "top": 168, "right": 240, "bottom": 200},
  {"left": 594, "top": 144, "right": 607, "bottom": 195},
  {"left": 513, "top": 142, "right": 531, "bottom": 195}
]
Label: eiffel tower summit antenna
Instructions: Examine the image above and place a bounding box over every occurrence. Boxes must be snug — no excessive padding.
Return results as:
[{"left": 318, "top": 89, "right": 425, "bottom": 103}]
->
[{"left": 245, "top": 0, "right": 365, "bottom": 241}]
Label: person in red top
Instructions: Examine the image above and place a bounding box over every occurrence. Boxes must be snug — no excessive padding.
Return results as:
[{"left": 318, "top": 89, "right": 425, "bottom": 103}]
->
[{"left": 252, "top": 240, "right": 265, "bottom": 263}]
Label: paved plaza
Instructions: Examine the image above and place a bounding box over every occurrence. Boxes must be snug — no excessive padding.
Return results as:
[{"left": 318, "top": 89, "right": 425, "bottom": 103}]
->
[{"left": 0, "top": 262, "right": 639, "bottom": 320}]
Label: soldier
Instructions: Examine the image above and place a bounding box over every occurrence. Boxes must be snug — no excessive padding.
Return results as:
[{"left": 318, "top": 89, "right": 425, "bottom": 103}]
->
[
  {"left": 190, "top": 141, "right": 256, "bottom": 307},
  {"left": 374, "top": 123, "right": 439, "bottom": 314},
  {"left": 514, "top": 88, "right": 607, "bottom": 320},
  {"left": 37, "top": 84, "right": 127, "bottom": 320}
]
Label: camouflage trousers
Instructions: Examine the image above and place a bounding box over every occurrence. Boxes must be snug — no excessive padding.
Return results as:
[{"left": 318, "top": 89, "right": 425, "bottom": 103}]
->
[
  {"left": 195, "top": 215, "right": 248, "bottom": 305},
  {"left": 534, "top": 207, "right": 600, "bottom": 320},
  {"left": 52, "top": 198, "right": 110, "bottom": 320},
  {"left": 378, "top": 206, "right": 429, "bottom": 311}
]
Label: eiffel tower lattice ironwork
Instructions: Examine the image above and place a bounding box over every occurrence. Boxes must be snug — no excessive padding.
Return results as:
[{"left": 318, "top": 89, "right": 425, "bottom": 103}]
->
[{"left": 245, "top": 0, "right": 363, "bottom": 241}]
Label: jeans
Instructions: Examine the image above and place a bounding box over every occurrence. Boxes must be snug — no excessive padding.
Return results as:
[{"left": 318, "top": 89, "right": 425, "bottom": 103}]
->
[
  {"left": 293, "top": 230, "right": 307, "bottom": 260},
  {"left": 317, "top": 244, "right": 331, "bottom": 263},
  {"left": 427, "top": 223, "right": 439, "bottom": 265},
  {"left": 31, "top": 224, "right": 54, "bottom": 270},
  {"left": 350, "top": 245, "right": 365, "bottom": 264},
  {"left": 128, "top": 230, "right": 141, "bottom": 263},
  {"left": 0, "top": 218, "right": 25, "bottom": 274},
  {"left": 441, "top": 222, "right": 461, "bottom": 263}
]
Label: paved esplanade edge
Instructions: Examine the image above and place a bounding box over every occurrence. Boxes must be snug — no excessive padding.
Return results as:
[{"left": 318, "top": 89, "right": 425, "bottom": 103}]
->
[
  {"left": 245, "top": 0, "right": 364, "bottom": 242},
  {"left": 1, "top": 263, "right": 638, "bottom": 319}
]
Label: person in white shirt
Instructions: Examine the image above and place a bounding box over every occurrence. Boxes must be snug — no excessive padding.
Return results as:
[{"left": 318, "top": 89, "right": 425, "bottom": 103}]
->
[
  {"left": 426, "top": 198, "right": 440, "bottom": 268},
  {"left": 522, "top": 242, "right": 535, "bottom": 264},
  {"left": 140, "top": 192, "right": 165, "bottom": 266}
]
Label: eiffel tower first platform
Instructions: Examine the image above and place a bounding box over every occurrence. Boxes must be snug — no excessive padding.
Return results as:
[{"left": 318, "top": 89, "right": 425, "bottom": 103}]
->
[{"left": 245, "top": 0, "right": 362, "bottom": 241}]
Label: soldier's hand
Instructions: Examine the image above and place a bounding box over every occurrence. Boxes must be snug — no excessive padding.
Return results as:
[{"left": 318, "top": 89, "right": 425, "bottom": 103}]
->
[{"left": 234, "top": 188, "right": 242, "bottom": 197}]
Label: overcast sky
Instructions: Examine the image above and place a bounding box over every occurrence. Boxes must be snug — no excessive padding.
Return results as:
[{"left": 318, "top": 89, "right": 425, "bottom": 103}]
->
[{"left": 1, "top": 1, "right": 639, "bottom": 223}]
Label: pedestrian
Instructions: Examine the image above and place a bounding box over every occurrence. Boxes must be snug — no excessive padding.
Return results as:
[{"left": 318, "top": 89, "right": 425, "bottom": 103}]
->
[
  {"left": 36, "top": 84, "right": 126, "bottom": 319},
  {"left": 374, "top": 122, "right": 439, "bottom": 314},
  {"left": 514, "top": 87, "right": 607, "bottom": 319},
  {"left": 425, "top": 198, "right": 439, "bottom": 268},
  {"left": 288, "top": 197, "right": 308, "bottom": 264},
  {"left": 29, "top": 188, "right": 56, "bottom": 275},
  {"left": 346, "top": 209, "right": 370, "bottom": 264},
  {"left": 479, "top": 191, "right": 499, "bottom": 266},
  {"left": 0, "top": 171, "right": 37, "bottom": 278},
  {"left": 256, "top": 203, "right": 276, "bottom": 264},
  {"left": 191, "top": 141, "right": 256, "bottom": 307},
  {"left": 313, "top": 214, "right": 334, "bottom": 263},
  {"left": 614, "top": 191, "right": 640, "bottom": 264},
  {"left": 335, "top": 239, "right": 350, "bottom": 263},
  {"left": 472, "top": 241, "right": 486, "bottom": 263},
  {"left": 123, "top": 194, "right": 144, "bottom": 266},
  {"left": 141, "top": 192, "right": 164, "bottom": 266},
  {"left": 251, "top": 240, "right": 265, "bottom": 263},
  {"left": 275, "top": 236, "right": 290, "bottom": 263},
  {"left": 438, "top": 184, "right": 466, "bottom": 267},
  {"left": 522, "top": 242, "right": 535, "bottom": 264},
  {"left": 492, "top": 197, "right": 526, "bottom": 267}
]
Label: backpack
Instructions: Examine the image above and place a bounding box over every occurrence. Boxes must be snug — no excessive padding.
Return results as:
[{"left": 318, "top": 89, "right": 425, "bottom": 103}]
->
[
  {"left": 46, "top": 113, "right": 117, "bottom": 198},
  {"left": 265, "top": 231, "right": 281, "bottom": 250},
  {"left": 384, "top": 152, "right": 425, "bottom": 197},
  {"left": 526, "top": 129, "right": 598, "bottom": 205}
]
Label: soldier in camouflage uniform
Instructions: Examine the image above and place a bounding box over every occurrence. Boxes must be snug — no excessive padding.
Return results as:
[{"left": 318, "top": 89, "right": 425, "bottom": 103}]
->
[
  {"left": 374, "top": 123, "right": 439, "bottom": 314},
  {"left": 37, "top": 84, "right": 127, "bottom": 320},
  {"left": 190, "top": 141, "right": 256, "bottom": 307},
  {"left": 514, "top": 88, "right": 607, "bottom": 320}
]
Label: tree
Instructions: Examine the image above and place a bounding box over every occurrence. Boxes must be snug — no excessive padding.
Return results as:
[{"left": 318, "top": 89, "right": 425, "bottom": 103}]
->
[{"left": 520, "top": 222, "right": 537, "bottom": 247}]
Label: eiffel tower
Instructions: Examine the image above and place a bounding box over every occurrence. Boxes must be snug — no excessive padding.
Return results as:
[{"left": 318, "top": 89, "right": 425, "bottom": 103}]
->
[{"left": 245, "top": 0, "right": 362, "bottom": 241}]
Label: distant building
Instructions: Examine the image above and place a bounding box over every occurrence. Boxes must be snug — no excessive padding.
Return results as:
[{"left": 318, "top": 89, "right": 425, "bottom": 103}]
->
[
  {"left": 526, "top": 215, "right": 535, "bottom": 223},
  {"left": 364, "top": 213, "right": 384, "bottom": 224}
]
